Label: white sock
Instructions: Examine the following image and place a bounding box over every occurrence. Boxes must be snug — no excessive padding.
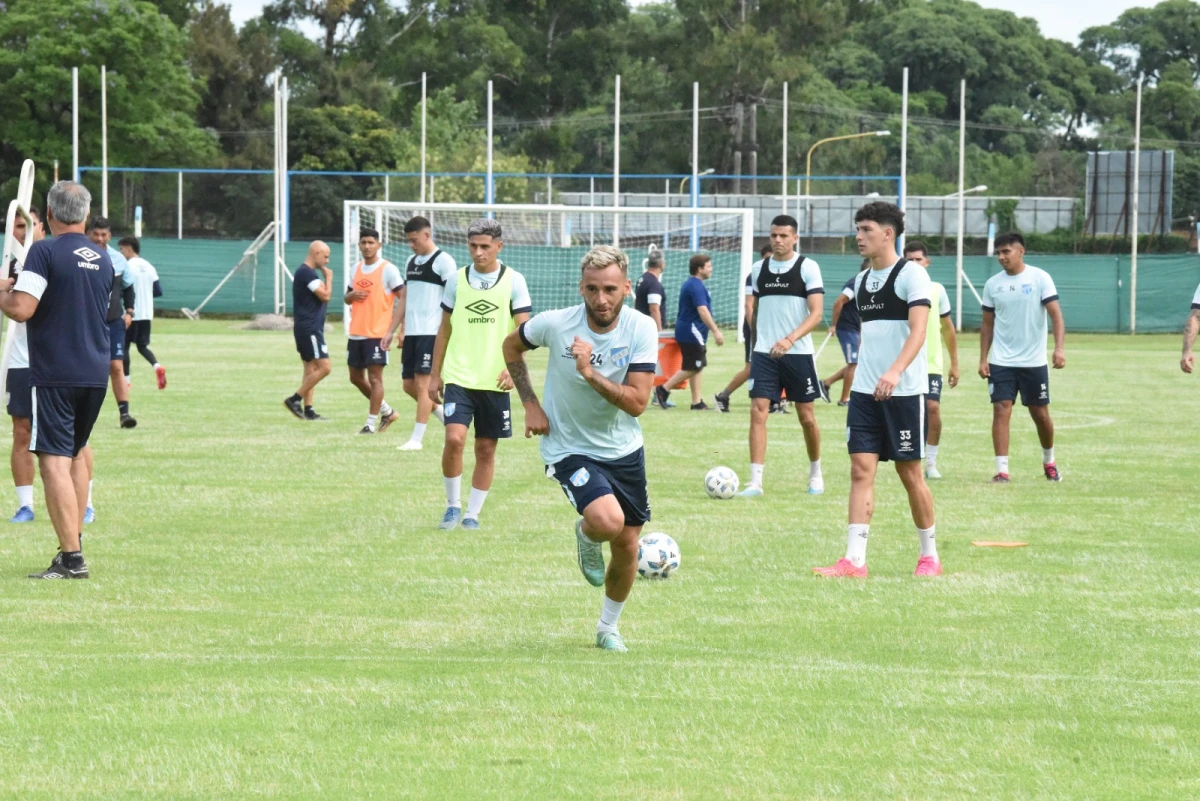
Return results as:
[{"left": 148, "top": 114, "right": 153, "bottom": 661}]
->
[
  {"left": 809, "top": 459, "right": 822, "bottom": 479},
  {"left": 1042, "top": 447, "right": 1055, "bottom": 465},
  {"left": 597, "top": 595, "right": 624, "bottom": 634},
  {"left": 996, "top": 455, "right": 1009, "bottom": 474},
  {"left": 846, "top": 524, "right": 869, "bottom": 567},
  {"left": 15, "top": 485, "right": 33, "bottom": 508},
  {"left": 444, "top": 475, "right": 462, "bottom": 508},
  {"left": 410, "top": 422, "right": 428, "bottom": 443},
  {"left": 87, "top": 480, "right": 94, "bottom": 507},
  {"left": 918, "top": 524, "right": 938, "bottom": 559},
  {"left": 153, "top": 362, "right": 161, "bottom": 369},
  {"left": 366, "top": 413, "right": 378, "bottom": 431},
  {"left": 926, "top": 444, "right": 939, "bottom": 466},
  {"left": 749, "top": 463, "right": 764, "bottom": 487},
  {"left": 432, "top": 404, "right": 445, "bottom": 424},
  {"left": 380, "top": 401, "right": 393, "bottom": 417},
  {"left": 465, "top": 487, "right": 488, "bottom": 520}
]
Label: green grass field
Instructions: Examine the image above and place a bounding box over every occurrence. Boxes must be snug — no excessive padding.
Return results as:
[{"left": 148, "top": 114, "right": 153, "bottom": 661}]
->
[{"left": 1, "top": 320, "right": 1198, "bottom": 798}]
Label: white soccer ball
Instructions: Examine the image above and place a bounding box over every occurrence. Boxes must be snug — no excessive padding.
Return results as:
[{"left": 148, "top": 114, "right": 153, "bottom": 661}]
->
[
  {"left": 637, "top": 533, "right": 681, "bottom": 579},
  {"left": 704, "top": 466, "right": 739, "bottom": 499}
]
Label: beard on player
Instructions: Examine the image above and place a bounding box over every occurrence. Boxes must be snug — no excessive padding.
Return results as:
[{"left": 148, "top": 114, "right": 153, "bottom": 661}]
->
[{"left": 584, "top": 289, "right": 624, "bottom": 328}]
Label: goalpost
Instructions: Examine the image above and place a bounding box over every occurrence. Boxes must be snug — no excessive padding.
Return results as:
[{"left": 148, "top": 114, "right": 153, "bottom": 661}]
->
[{"left": 342, "top": 201, "right": 756, "bottom": 339}]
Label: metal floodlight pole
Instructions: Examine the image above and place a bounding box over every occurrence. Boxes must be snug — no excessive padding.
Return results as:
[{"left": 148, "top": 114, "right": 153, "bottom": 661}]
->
[
  {"left": 72, "top": 68, "right": 79, "bottom": 181},
  {"left": 899, "top": 67, "right": 908, "bottom": 254},
  {"left": 420, "top": 72, "right": 427, "bottom": 205},
  {"left": 101, "top": 65, "right": 108, "bottom": 217},
  {"left": 1131, "top": 74, "right": 1143, "bottom": 335},
  {"left": 955, "top": 80, "right": 966, "bottom": 331},
  {"left": 805, "top": 130, "right": 889, "bottom": 246},
  {"left": 282, "top": 76, "right": 289, "bottom": 244},
  {"left": 486, "top": 80, "right": 494, "bottom": 207},
  {"left": 273, "top": 71, "right": 282, "bottom": 315},
  {"left": 613, "top": 74, "right": 621, "bottom": 244},
  {"left": 781, "top": 82, "right": 788, "bottom": 218},
  {"left": 177, "top": 171, "right": 183, "bottom": 239},
  {"left": 691, "top": 81, "right": 699, "bottom": 250}
]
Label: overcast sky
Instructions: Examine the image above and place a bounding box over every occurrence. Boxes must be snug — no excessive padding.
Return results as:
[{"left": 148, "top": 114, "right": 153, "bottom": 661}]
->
[{"left": 225, "top": 0, "right": 1143, "bottom": 45}]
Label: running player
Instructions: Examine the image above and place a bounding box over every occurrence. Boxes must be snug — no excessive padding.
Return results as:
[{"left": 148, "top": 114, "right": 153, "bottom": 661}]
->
[
  {"left": 821, "top": 260, "right": 865, "bottom": 407},
  {"left": 284, "top": 241, "right": 333, "bottom": 420},
  {"left": 344, "top": 228, "right": 402, "bottom": 434},
  {"left": 814, "top": 201, "right": 941, "bottom": 578},
  {"left": 1181, "top": 280, "right": 1200, "bottom": 373},
  {"left": 903, "top": 241, "right": 959, "bottom": 479},
  {"left": 715, "top": 244, "right": 771, "bottom": 413},
  {"left": 979, "top": 232, "right": 1066, "bottom": 482},
  {"left": 429, "top": 218, "right": 531, "bottom": 530},
  {"left": 633, "top": 244, "right": 667, "bottom": 330},
  {"left": 387, "top": 216, "right": 455, "bottom": 451},
  {"left": 739, "top": 216, "right": 827, "bottom": 498},
  {"left": 87, "top": 217, "right": 136, "bottom": 428},
  {"left": 117, "top": 237, "right": 167, "bottom": 390},
  {"left": 503, "top": 245, "right": 658, "bottom": 652},
  {"left": 655, "top": 254, "right": 723, "bottom": 410}
]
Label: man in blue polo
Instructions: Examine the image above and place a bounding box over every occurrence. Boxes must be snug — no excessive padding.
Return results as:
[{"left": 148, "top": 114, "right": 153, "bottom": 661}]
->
[{"left": 0, "top": 181, "right": 113, "bottom": 579}]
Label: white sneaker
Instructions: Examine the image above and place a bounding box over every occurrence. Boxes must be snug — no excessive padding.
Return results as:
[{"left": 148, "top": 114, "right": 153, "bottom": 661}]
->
[
  {"left": 738, "top": 484, "right": 764, "bottom": 498},
  {"left": 432, "top": 405, "right": 445, "bottom": 424},
  {"left": 398, "top": 440, "right": 423, "bottom": 451},
  {"left": 925, "top": 464, "right": 942, "bottom": 480},
  {"left": 808, "top": 476, "right": 825, "bottom": 495}
]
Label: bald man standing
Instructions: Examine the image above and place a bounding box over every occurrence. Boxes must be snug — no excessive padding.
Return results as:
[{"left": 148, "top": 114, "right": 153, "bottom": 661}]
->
[{"left": 285, "top": 241, "right": 334, "bottom": 420}]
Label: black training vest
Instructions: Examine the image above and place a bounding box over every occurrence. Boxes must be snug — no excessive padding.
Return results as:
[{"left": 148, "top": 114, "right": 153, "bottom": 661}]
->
[
  {"left": 856, "top": 259, "right": 912, "bottom": 322},
  {"left": 753, "top": 255, "right": 809, "bottom": 298},
  {"left": 405, "top": 249, "right": 446, "bottom": 285}
]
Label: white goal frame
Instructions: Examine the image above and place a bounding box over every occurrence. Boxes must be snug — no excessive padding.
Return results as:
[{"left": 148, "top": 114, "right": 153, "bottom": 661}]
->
[{"left": 342, "top": 200, "right": 756, "bottom": 340}]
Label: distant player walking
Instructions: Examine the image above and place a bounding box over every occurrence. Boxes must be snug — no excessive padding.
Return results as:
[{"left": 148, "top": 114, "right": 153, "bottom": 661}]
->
[
  {"left": 284, "top": 241, "right": 333, "bottom": 420},
  {"left": 504, "top": 245, "right": 658, "bottom": 652},
  {"left": 655, "top": 254, "right": 723, "bottom": 410},
  {"left": 822, "top": 261, "right": 865, "bottom": 407},
  {"left": 714, "top": 244, "right": 771, "bottom": 413},
  {"left": 118, "top": 237, "right": 167, "bottom": 390},
  {"left": 979, "top": 232, "right": 1065, "bottom": 482},
  {"left": 87, "top": 217, "right": 136, "bottom": 428},
  {"left": 345, "top": 228, "right": 403, "bottom": 434},
  {"left": 429, "top": 218, "right": 531, "bottom": 530},
  {"left": 814, "top": 202, "right": 941, "bottom": 578},
  {"left": 1181, "top": 281, "right": 1200, "bottom": 373}
]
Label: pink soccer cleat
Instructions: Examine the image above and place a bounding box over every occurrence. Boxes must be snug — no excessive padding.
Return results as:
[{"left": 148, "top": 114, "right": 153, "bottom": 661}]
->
[
  {"left": 812, "top": 558, "right": 868, "bottom": 578},
  {"left": 914, "top": 556, "right": 943, "bottom": 577},
  {"left": 155, "top": 365, "right": 167, "bottom": 390}
]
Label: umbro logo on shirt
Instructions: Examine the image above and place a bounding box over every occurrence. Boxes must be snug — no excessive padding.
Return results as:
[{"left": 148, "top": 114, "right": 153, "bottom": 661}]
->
[
  {"left": 465, "top": 299, "right": 499, "bottom": 316},
  {"left": 73, "top": 247, "right": 102, "bottom": 270}
]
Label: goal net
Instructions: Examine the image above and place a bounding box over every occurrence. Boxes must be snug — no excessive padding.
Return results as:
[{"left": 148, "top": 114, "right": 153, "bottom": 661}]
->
[{"left": 342, "top": 201, "right": 755, "bottom": 338}]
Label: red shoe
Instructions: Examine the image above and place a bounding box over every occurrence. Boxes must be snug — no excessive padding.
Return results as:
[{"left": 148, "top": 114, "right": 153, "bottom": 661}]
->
[
  {"left": 914, "top": 555, "right": 942, "bottom": 576},
  {"left": 1043, "top": 463, "right": 1062, "bottom": 482},
  {"left": 155, "top": 365, "right": 167, "bottom": 390},
  {"left": 990, "top": 472, "right": 1011, "bottom": 483},
  {"left": 812, "top": 558, "right": 868, "bottom": 578}
]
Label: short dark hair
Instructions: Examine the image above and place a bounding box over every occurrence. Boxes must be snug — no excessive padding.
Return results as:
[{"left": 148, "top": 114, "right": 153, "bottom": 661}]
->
[
  {"left": 759, "top": 244, "right": 773, "bottom": 257},
  {"left": 359, "top": 228, "right": 380, "bottom": 241},
  {"left": 28, "top": 206, "right": 40, "bottom": 222},
  {"left": 688, "top": 254, "right": 711, "bottom": 276},
  {"left": 118, "top": 236, "right": 140, "bottom": 254},
  {"left": 770, "top": 215, "right": 799, "bottom": 232},
  {"left": 903, "top": 239, "right": 928, "bottom": 258},
  {"left": 994, "top": 232, "right": 1025, "bottom": 249},
  {"left": 88, "top": 216, "right": 112, "bottom": 232},
  {"left": 404, "top": 216, "right": 431, "bottom": 234},
  {"left": 853, "top": 202, "right": 905, "bottom": 237}
]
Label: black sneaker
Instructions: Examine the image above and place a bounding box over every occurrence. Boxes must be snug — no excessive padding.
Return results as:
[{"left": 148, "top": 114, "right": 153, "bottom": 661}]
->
[
  {"left": 714, "top": 392, "right": 730, "bottom": 413},
  {"left": 776, "top": 400, "right": 791, "bottom": 414},
  {"left": 120, "top": 413, "right": 138, "bottom": 429},
  {"left": 690, "top": 401, "right": 710, "bottom": 411},
  {"left": 358, "top": 426, "right": 375, "bottom": 435},
  {"left": 305, "top": 409, "right": 328, "bottom": 421},
  {"left": 654, "top": 386, "right": 670, "bottom": 409},
  {"left": 28, "top": 552, "right": 89, "bottom": 579},
  {"left": 818, "top": 381, "right": 831, "bottom": 404},
  {"left": 837, "top": 400, "right": 850, "bottom": 407},
  {"left": 284, "top": 396, "right": 305, "bottom": 419}
]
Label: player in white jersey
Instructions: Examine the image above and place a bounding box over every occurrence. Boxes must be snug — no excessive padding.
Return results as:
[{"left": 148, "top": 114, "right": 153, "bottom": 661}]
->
[
  {"left": 384, "top": 216, "right": 456, "bottom": 450},
  {"left": 1182, "top": 282, "right": 1200, "bottom": 373},
  {"left": 503, "top": 245, "right": 658, "bottom": 653},
  {"left": 979, "top": 232, "right": 1066, "bottom": 483},
  {"left": 739, "top": 215, "right": 827, "bottom": 497},
  {"left": 814, "top": 202, "right": 941, "bottom": 578},
  {"left": 117, "top": 237, "right": 167, "bottom": 390}
]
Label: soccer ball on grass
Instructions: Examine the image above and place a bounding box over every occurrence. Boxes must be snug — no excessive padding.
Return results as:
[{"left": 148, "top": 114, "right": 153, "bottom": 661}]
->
[
  {"left": 637, "top": 533, "right": 681, "bottom": 579},
  {"left": 704, "top": 466, "right": 739, "bottom": 499}
]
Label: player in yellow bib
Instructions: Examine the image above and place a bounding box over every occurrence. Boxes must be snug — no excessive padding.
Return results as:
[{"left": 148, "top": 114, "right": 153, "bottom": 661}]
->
[
  {"left": 344, "top": 228, "right": 404, "bottom": 434},
  {"left": 428, "top": 218, "right": 532, "bottom": 530}
]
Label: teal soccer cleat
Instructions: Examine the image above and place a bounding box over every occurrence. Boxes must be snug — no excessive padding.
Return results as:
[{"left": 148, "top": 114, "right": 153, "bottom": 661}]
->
[{"left": 575, "top": 518, "right": 606, "bottom": 587}]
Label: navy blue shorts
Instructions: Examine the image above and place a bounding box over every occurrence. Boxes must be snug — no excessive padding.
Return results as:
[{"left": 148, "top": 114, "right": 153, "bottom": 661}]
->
[
  {"left": 988, "top": 364, "right": 1049, "bottom": 407},
  {"left": 837, "top": 329, "right": 860, "bottom": 365},
  {"left": 679, "top": 341, "right": 707, "bottom": 371},
  {"left": 748, "top": 352, "right": 821, "bottom": 403},
  {"left": 30, "top": 385, "right": 106, "bottom": 458},
  {"left": 443, "top": 383, "right": 512, "bottom": 440},
  {"left": 928, "top": 373, "right": 943, "bottom": 403},
  {"left": 6, "top": 368, "right": 31, "bottom": 418},
  {"left": 347, "top": 338, "right": 387, "bottom": 369},
  {"left": 550, "top": 447, "right": 650, "bottom": 527},
  {"left": 295, "top": 329, "right": 328, "bottom": 362},
  {"left": 108, "top": 318, "right": 126, "bottom": 361},
  {"left": 401, "top": 335, "right": 436, "bottom": 379},
  {"left": 846, "top": 391, "right": 925, "bottom": 462}
]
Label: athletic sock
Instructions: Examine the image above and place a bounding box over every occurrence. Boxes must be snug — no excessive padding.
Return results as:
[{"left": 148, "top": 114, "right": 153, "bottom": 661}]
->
[
  {"left": 444, "top": 475, "right": 462, "bottom": 508},
  {"left": 153, "top": 362, "right": 161, "bottom": 370},
  {"left": 304, "top": 405, "right": 314, "bottom": 416},
  {"left": 926, "top": 444, "right": 939, "bottom": 466},
  {"left": 366, "top": 414, "right": 378, "bottom": 431},
  {"left": 996, "top": 455, "right": 1009, "bottom": 475},
  {"left": 809, "top": 459, "right": 822, "bottom": 479},
  {"left": 380, "top": 401, "right": 393, "bottom": 417},
  {"left": 118, "top": 401, "right": 129, "bottom": 416},
  {"left": 15, "top": 485, "right": 33, "bottom": 509},
  {"left": 87, "top": 480, "right": 93, "bottom": 507},
  {"left": 287, "top": 393, "right": 302, "bottom": 404},
  {"left": 749, "top": 463, "right": 764, "bottom": 488},
  {"left": 918, "top": 524, "right": 938, "bottom": 560},
  {"left": 465, "top": 487, "right": 488, "bottom": 520},
  {"left": 846, "top": 524, "right": 869, "bottom": 567},
  {"left": 597, "top": 596, "right": 624, "bottom": 635},
  {"left": 1042, "top": 447, "right": 1055, "bottom": 465},
  {"left": 432, "top": 404, "right": 445, "bottom": 424},
  {"left": 61, "top": 550, "right": 84, "bottom": 569},
  {"left": 411, "top": 422, "right": 428, "bottom": 443}
]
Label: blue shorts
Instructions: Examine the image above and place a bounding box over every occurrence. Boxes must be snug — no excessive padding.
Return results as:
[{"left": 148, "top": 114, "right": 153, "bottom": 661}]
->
[
  {"left": 846, "top": 391, "right": 925, "bottom": 462},
  {"left": 928, "top": 373, "right": 943, "bottom": 403},
  {"left": 550, "top": 447, "right": 650, "bottom": 527},
  {"left": 6, "top": 368, "right": 31, "bottom": 418},
  {"left": 748, "top": 352, "right": 821, "bottom": 403},
  {"left": 295, "top": 329, "right": 328, "bottom": 362},
  {"left": 30, "top": 385, "right": 107, "bottom": 458},
  {"left": 347, "top": 338, "right": 387, "bottom": 369},
  {"left": 443, "top": 383, "right": 512, "bottom": 440},
  {"left": 837, "top": 329, "right": 860, "bottom": 365},
  {"left": 988, "top": 364, "right": 1049, "bottom": 407},
  {"left": 108, "top": 318, "right": 126, "bottom": 361},
  {"left": 401, "top": 335, "right": 436, "bottom": 379}
]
